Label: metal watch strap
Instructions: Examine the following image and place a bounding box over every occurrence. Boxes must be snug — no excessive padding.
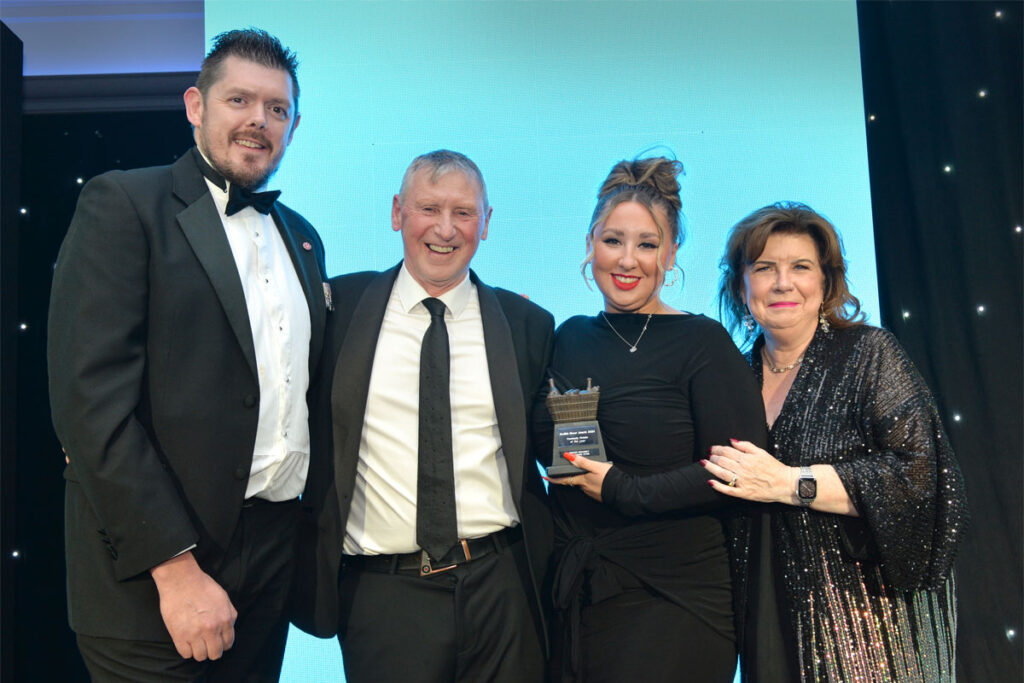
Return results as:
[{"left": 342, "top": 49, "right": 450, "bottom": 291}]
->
[{"left": 797, "top": 465, "right": 816, "bottom": 507}]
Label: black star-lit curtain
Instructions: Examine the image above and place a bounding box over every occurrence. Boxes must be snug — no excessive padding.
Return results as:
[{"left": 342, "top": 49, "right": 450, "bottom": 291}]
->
[{"left": 857, "top": 1, "right": 1023, "bottom": 679}]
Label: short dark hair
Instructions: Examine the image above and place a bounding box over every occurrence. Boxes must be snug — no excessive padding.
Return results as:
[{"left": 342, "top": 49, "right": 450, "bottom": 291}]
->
[
  {"left": 718, "top": 201, "right": 865, "bottom": 337},
  {"left": 196, "top": 29, "right": 300, "bottom": 112}
]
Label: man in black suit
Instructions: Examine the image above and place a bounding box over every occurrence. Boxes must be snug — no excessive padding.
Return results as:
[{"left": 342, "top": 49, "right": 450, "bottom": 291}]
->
[
  {"left": 292, "top": 150, "right": 554, "bottom": 681},
  {"left": 48, "top": 29, "right": 326, "bottom": 682}
]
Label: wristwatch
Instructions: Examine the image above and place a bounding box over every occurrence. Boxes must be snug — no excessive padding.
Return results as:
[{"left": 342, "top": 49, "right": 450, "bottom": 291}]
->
[{"left": 796, "top": 466, "right": 817, "bottom": 507}]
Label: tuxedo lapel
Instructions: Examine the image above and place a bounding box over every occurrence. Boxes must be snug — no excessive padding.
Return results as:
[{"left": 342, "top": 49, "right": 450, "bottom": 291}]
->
[
  {"left": 271, "top": 208, "right": 326, "bottom": 377},
  {"left": 331, "top": 265, "right": 401, "bottom": 519},
  {"left": 172, "top": 156, "right": 259, "bottom": 380},
  {"left": 473, "top": 274, "right": 527, "bottom": 507}
]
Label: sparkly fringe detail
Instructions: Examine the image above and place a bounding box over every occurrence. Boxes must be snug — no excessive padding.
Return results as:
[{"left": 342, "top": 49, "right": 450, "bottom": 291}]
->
[
  {"left": 801, "top": 555, "right": 957, "bottom": 682},
  {"left": 733, "top": 327, "right": 967, "bottom": 683}
]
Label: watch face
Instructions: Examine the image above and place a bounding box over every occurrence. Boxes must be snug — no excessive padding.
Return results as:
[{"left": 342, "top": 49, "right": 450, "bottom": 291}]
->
[{"left": 798, "top": 478, "right": 817, "bottom": 500}]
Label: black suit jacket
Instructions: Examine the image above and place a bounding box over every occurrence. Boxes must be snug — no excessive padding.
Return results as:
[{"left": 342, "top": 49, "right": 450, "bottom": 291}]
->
[
  {"left": 48, "top": 148, "right": 327, "bottom": 639},
  {"left": 292, "top": 265, "right": 555, "bottom": 646}
]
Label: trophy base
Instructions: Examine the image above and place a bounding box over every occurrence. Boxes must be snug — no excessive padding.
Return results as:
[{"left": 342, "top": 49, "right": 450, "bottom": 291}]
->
[
  {"left": 546, "top": 463, "right": 587, "bottom": 477},
  {"left": 547, "top": 419, "right": 608, "bottom": 479}
]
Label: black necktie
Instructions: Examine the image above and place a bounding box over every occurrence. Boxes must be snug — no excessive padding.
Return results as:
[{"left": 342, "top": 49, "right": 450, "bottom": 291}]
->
[
  {"left": 417, "top": 298, "right": 458, "bottom": 562},
  {"left": 192, "top": 148, "right": 279, "bottom": 216}
]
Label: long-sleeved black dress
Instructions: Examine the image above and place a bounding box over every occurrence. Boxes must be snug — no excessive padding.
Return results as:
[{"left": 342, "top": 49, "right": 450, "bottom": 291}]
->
[
  {"left": 732, "top": 325, "right": 968, "bottom": 682},
  {"left": 532, "top": 313, "right": 768, "bottom": 682}
]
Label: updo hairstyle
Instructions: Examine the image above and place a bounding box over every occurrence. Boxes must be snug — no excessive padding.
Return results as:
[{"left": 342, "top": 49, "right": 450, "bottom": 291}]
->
[
  {"left": 718, "top": 201, "right": 865, "bottom": 336},
  {"left": 581, "top": 156, "right": 685, "bottom": 277}
]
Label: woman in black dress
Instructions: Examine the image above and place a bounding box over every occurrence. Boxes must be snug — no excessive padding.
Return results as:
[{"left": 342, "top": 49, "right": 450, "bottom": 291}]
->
[{"left": 535, "top": 157, "right": 767, "bottom": 682}]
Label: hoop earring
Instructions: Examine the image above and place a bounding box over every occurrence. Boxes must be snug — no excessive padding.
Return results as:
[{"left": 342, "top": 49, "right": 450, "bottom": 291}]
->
[
  {"left": 580, "top": 261, "right": 595, "bottom": 290},
  {"left": 664, "top": 265, "right": 680, "bottom": 287},
  {"left": 818, "top": 305, "right": 830, "bottom": 333}
]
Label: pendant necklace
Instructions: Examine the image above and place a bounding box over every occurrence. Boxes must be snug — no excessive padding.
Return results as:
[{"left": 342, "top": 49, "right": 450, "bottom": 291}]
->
[
  {"left": 601, "top": 312, "right": 653, "bottom": 353},
  {"left": 762, "top": 347, "right": 804, "bottom": 373}
]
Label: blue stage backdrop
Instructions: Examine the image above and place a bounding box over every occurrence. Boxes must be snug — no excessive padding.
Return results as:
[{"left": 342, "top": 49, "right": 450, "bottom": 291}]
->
[{"left": 205, "top": 2, "right": 878, "bottom": 680}]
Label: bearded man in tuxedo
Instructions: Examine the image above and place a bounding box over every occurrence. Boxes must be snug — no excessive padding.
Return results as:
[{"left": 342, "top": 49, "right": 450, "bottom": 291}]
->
[{"left": 48, "top": 28, "right": 327, "bottom": 682}]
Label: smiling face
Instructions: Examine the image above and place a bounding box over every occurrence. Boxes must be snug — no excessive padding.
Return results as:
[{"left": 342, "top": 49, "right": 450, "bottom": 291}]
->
[
  {"left": 184, "top": 55, "right": 299, "bottom": 190},
  {"left": 393, "top": 168, "right": 492, "bottom": 297},
  {"left": 743, "top": 232, "right": 825, "bottom": 339},
  {"left": 590, "top": 201, "right": 677, "bottom": 314}
]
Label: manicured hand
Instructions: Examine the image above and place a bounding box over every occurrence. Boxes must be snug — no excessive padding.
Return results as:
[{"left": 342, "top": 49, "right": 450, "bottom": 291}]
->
[
  {"left": 544, "top": 453, "right": 613, "bottom": 502},
  {"left": 704, "top": 439, "right": 794, "bottom": 503}
]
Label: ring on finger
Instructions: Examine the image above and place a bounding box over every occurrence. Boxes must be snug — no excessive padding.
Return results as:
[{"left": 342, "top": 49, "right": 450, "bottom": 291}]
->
[{"left": 728, "top": 475, "right": 738, "bottom": 487}]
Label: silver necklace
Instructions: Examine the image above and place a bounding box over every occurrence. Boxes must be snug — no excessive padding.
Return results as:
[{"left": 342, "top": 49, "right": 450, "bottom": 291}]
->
[
  {"left": 601, "top": 312, "right": 653, "bottom": 353},
  {"left": 762, "top": 347, "right": 804, "bottom": 373}
]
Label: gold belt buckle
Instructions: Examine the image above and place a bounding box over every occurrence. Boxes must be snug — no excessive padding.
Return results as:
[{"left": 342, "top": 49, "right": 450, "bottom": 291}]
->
[{"left": 418, "top": 539, "right": 470, "bottom": 577}]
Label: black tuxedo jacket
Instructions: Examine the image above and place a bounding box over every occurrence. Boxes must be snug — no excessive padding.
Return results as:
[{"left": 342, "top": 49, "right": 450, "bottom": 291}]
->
[
  {"left": 292, "top": 265, "right": 555, "bottom": 645},
  {"left": 48, "top": 148, "right": 327, "bottom": 639}
]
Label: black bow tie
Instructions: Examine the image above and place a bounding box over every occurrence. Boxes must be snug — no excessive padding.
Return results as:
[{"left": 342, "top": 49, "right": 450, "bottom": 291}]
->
[
  {"left": 191, "top": 147, "right": 280, "bottom": 216},
  {"left": 225, "top": 185, "right": 280, "bottom": 216}
]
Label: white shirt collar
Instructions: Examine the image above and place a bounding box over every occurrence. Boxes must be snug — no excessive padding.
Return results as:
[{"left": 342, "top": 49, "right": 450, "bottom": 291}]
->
[{"left": 395, "top": 263, "right": 473, "bottom": 317}]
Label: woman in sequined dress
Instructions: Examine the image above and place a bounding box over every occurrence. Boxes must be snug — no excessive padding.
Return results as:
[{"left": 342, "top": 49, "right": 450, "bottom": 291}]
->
[
  {"left": 533, "top": 157, "right": 768, "bottom": 682},
  {"left": 706, "top": 202, "right": 968, "bottom": 682}
]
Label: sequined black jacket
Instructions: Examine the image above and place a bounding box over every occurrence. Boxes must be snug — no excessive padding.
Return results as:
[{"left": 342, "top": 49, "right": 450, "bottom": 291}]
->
[{"left": 733, "top": 324, "right": 968, "bottom": 683}]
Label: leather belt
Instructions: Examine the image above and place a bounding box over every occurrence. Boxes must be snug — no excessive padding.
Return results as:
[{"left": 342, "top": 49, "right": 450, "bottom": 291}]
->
[{"left": 346, "top": 527, "right": 520, "bottom": 577}]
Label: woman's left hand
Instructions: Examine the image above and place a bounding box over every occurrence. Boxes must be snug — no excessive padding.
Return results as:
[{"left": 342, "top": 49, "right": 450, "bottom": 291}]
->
[
  {"left": 545, "top": 453, "right": 613, "bottom": 502},
  {"left": 704, "top": 439, "right": 795, "bottom": 503}
]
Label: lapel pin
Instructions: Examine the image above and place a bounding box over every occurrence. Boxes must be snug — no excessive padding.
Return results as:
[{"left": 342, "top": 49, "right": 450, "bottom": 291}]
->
[{"left": 302, "top": 241, "right": 313, "bottom": 251}]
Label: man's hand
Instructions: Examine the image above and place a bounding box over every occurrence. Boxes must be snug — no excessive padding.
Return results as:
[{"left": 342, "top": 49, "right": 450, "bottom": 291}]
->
[{"left": 150, "top": 551, "right": 237, "bottom": 661}]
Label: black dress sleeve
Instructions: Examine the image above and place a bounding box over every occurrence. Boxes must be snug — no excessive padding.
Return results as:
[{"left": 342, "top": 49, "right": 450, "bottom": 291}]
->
[
  {"left": 602, "top": 323, "right": 768, "bottom": 516},
  {"left": 830, "top": 328, "right": 968, "bottom": 589}
]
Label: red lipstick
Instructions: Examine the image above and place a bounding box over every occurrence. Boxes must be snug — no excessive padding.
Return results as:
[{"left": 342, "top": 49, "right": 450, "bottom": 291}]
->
[{"left": 611, "top": 274, "right": 640, "bottom": 290}]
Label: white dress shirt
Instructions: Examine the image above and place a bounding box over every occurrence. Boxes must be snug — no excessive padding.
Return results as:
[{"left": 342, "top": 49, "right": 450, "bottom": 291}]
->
[
  {"left": 203, "top": 173, "right": 311, "bottom": 501},
  {"left": 343, "top": 265, "right": 519, "bottom": 556}
]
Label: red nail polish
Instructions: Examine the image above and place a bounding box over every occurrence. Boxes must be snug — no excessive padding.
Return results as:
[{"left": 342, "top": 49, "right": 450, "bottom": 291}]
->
[
  {"left": 729, "top": 438, "right": 738, "bottom": 444},
  {"left": 563, "top": 453, "right": 576, "bottom": 462},
  {"left": 700, "top": 459, "right": 708, "bottom": 466},
  {"left": 708, "top": 447, "right": 713, "bottom": 455},
  {"left": 707, "top": 480, "right": 716, "bottom": 487}
]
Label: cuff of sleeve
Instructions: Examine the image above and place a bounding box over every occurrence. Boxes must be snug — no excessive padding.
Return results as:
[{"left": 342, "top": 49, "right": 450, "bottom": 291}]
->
[
  {"left": 830, "top": 461, "right": 861, "bottom": 510},
  {"left": 169, "top": 544, "right": 197, "bottom": 560},
  {"left": 602, "top": 466, "right": 624, "bottom": 506}
]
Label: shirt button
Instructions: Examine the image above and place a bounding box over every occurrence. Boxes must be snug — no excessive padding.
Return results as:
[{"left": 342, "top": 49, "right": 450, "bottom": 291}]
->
[
  {"left": 233, "top": 467, "right": 247, "bottom": 480},
  {"left": 243, "top": 395, "right": 257, "bottom": 408}
]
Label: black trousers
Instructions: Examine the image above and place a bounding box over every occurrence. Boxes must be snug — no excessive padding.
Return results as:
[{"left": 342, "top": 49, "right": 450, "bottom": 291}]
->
[
  {"left": 337, "top": 537, "right": 544, "bottom": 683},
  {"left": 77, "top": 498, "right": 299, "bottom": 683}
]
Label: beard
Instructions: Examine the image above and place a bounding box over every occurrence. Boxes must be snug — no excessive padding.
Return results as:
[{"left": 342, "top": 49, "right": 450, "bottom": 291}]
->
[{"left": 197, "top": 128, "right": 283, "bottom": 191}]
